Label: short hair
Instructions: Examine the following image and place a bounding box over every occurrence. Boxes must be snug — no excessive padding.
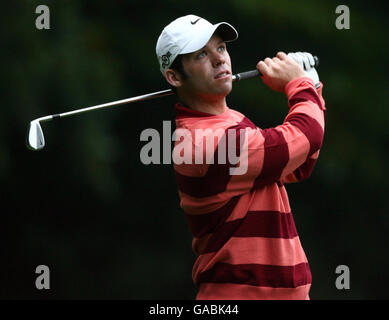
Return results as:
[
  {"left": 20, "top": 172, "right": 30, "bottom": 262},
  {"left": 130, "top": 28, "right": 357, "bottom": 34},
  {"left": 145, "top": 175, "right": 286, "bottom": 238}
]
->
[{"left": 170, "top": 54, "right": 188, "bottom": 80}]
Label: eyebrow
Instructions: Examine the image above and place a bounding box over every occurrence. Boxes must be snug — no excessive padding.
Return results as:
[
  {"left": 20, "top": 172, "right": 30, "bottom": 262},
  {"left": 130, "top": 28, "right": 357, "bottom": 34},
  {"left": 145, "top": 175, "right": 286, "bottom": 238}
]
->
[{"left": 196, "top": 40, "right": 226, "bottom": 53}]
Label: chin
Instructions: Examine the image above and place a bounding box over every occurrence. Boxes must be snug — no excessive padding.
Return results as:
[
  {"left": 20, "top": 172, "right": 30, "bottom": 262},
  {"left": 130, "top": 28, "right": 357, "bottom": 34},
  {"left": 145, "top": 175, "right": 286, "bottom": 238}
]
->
[{"left": 216, "top": 82, "right": 232, "bottom": 96}]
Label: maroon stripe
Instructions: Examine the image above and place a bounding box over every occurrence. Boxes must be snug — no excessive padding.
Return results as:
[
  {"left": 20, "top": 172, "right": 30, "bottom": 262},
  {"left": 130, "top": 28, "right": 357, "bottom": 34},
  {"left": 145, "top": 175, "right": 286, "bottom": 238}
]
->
[
  {"left": 277, "top": 180, "right": 284, "bottom": 187},
  {"left": 289, "top": 87, "right": 323, "bottom": 110},
  {"left": 201, "top": 218, "right": 243, "bottom": 254},
  {"left": 253, "top": 128, "right": 289, "bottom": 189},
  {"left": 175, "top": 117, "right": 254, "bottom": 198},
  {"left": 174, "top": 161, "right": 231, "bottom": 198},
  {"left": 286, "top": 113, "right": 324, "bottom": 156},
  {"left": 235, "top": 116, "right": 257, "bottom": 129},
  {"left": 185, "top": 196, "right": 240, "bottom": 238},
  {"left": 293, "top": 157, "right": 317, "bottom": 181},
  {"left": 197, "top": 262, "right": 312, "bottom": 288},
  {"left": 175, "top": 103, "right": 217, "bottom": 119},
  {"left": 234, "top": 211, "right": 298, "bottom": 239},
  {"left": 199, "top": 211, "right": 298, "bottom": 254}
]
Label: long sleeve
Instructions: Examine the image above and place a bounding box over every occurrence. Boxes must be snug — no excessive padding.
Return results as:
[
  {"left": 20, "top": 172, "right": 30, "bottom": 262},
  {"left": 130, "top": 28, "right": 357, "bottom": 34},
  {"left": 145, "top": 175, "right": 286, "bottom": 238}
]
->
[
  {"left": 281, "top": 79, "right": 326, "bottom": 183},
  {"left": 174, "top": 76, "right": 326, "bottom": 203}
]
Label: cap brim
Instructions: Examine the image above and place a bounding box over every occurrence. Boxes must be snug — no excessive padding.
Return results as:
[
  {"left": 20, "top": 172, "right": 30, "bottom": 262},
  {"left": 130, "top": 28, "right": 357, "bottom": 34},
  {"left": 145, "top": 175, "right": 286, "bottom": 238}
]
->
[
  {"left": 180, "top": 22, "right": 238, "bottom": 55},
  {"left": 214, "top": 22, "right": 238, "bottom": 43}
]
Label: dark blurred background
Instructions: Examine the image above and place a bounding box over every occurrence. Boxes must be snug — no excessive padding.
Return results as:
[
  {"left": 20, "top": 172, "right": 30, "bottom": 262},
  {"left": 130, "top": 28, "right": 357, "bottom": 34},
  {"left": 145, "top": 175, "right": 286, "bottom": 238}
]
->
[{"left": 1, "top": 0, "right": 388, "bottom": 299}]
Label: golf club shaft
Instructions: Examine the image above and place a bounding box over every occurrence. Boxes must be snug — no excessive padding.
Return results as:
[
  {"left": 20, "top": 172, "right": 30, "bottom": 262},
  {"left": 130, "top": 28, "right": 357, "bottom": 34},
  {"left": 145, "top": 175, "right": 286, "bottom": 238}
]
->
[
  {"left": 36, "top": 89, "right": 175, "bottom": 123},
  {"left": 34, "top": 55, "right": 319, "bottom": 123},
  {"left": 35, "top": 72, "right": 251, "bottom": 123}
]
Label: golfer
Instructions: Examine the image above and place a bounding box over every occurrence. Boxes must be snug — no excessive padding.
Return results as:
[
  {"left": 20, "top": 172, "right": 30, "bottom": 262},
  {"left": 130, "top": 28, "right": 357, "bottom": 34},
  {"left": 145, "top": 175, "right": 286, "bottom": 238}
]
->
[{"left": 156, "top": 15, "right": 326, "bottom": 300}]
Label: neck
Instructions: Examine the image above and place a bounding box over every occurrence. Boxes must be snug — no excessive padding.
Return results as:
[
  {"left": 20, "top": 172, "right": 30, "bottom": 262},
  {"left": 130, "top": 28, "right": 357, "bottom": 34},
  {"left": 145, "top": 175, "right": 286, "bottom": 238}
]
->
[{"left": 177, "top": 91, "right": 227, "bottom": 115}]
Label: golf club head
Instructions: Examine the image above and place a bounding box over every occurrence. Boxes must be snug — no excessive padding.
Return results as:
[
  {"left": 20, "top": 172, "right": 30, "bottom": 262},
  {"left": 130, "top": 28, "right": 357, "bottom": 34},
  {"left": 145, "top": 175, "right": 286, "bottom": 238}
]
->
[{"left": 26, "top": 120, "right": 45, "bottom": 151}]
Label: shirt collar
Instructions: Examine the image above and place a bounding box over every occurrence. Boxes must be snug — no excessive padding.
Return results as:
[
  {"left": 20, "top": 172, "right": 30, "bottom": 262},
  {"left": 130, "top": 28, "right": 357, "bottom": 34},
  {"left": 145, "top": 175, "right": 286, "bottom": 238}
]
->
[{"left": 175, "top": 103, "right": 230, "bottom": 120}]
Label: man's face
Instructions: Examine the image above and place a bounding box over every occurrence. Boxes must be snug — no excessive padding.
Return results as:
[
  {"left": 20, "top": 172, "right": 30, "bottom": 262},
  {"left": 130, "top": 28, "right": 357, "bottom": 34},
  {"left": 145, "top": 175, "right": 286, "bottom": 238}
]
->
[{"left": 179, "top": 33, "right": 232, "bottom": 98}]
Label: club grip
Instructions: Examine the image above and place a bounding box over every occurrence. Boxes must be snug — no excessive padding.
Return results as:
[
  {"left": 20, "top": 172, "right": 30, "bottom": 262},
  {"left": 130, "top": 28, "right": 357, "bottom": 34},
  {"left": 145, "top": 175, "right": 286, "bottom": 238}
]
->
[
  {"left": 233, "top": 70, "right": 261, "bottom": 82},
  {"left": 233, "top": 55, "right": 319, "bottom": 82}
]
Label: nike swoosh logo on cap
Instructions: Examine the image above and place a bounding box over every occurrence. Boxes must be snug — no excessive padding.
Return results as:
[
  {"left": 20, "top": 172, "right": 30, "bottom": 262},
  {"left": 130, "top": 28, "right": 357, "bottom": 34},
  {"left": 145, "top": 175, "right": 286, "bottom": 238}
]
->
[{"left": 191, "top": 18, "right": 200, "bottom": 25}]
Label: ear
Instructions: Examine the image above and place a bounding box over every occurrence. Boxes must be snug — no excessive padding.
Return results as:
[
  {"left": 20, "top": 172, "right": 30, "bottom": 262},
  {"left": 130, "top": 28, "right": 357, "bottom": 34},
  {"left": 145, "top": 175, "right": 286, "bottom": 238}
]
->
[{"left": 165, "top": 69, "right": 184, "bottom": 88}]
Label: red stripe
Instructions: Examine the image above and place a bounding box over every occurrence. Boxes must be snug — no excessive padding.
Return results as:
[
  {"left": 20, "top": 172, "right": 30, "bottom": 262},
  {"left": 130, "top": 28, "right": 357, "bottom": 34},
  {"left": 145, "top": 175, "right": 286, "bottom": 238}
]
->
[
  {"left": 287, "top": 87, "right": 324, "bottom": 157},
  {"left": 197, "top": 262, "right": 312, "bottom": 288},
  {"left": 289, "top": 87, "right": 323, "bottom": 110},
  {"left": 286, "top": 113, "right": 324, "bottom": 156},
  {"left": 174, "top": 162, "right": 231, "bottom": 198},
  {"left": 277, "top": 180, "right": 284, "bottom": 187},
  {"left": 185, "top": 196, "right": 240, "bottom": 238},
  {"left": 293, "top": 157, "right": 317, "bottom": 181},
  {"left": 196, "top": 282, "right": 311, "bottom": 300},
  {"left": 234, "top": 211, "right": 298, "bottom": 238},
  {"left": 253, "top": 128, "right": 289, "bottom": 188},
  {"left": 175, "top": 118, "right": 254, "bottom": 198},
  {"left": 199, "top": 211, "right": 298, "bottom": 254},
  {"left": 234, "top": 116, "right": 257, "bottom": 129}
]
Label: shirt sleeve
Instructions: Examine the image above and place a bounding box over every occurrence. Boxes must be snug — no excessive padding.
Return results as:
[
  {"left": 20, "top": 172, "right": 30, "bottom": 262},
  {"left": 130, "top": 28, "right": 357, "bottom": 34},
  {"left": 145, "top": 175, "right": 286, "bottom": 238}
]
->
[
  {"left": 280, "top": 79, "right": 326, "bottom": 184},
  {"left": 229, "top": 76, "right": 326, "bottom": 193},
  {"left": 174, "top": 76, "right": 326, "bottom": 199}
]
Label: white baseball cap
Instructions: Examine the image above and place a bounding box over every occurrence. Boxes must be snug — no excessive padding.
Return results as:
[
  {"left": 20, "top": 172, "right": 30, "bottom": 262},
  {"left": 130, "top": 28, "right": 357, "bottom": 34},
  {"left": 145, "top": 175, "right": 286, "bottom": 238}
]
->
[{"left": 156, "top": 15, "right": 238, "bottom": 75}]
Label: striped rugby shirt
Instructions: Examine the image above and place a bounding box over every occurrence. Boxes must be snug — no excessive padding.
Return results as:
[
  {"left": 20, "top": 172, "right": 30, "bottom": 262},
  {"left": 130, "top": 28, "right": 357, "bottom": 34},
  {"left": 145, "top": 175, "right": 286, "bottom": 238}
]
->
[{"left": 173, "top": 76, "right": 326, "bottom": 300}]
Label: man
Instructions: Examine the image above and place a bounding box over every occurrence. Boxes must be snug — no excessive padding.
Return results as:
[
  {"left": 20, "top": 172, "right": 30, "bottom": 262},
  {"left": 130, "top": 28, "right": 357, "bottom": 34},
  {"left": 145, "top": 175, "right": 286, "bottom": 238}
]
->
[{"left": 156, "top": 15, "right": 326, "bottom": 300}]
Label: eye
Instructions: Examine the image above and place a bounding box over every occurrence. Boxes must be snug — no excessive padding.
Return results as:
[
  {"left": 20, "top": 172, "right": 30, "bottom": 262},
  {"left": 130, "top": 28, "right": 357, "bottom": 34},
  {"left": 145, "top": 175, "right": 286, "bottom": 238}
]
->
[
  {"left": 218, "top": 45, "right": 226, "bottom": 52},
  {"left": 197, "top": 51, "right": 206, "bottom": 59}
]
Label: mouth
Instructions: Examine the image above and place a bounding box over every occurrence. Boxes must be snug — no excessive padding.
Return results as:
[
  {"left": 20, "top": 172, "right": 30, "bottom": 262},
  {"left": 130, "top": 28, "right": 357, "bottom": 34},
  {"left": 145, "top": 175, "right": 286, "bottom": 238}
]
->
[{"left": 214, "top": 70, "right": 231, "bottom": 80}]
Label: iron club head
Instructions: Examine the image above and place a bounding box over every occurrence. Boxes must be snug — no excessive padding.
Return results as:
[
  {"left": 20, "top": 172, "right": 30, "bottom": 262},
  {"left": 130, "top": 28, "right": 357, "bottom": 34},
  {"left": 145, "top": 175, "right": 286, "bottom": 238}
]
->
[{"left": 26, "top": 120, "right": 45, "bottom": 151}]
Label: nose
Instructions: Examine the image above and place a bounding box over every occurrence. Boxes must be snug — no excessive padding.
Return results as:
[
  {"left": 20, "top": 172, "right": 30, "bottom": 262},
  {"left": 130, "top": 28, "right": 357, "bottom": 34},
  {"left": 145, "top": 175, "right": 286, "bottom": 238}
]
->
[{"left": 211, "top": 50, "right": 225, "bottom": 68}]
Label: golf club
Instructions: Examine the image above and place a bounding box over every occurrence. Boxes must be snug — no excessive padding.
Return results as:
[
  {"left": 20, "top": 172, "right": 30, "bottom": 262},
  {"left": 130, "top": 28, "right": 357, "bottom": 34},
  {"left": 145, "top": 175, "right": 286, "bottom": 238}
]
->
[{"left": 26, "top": 56, "right": 319, "bottom": 151}]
